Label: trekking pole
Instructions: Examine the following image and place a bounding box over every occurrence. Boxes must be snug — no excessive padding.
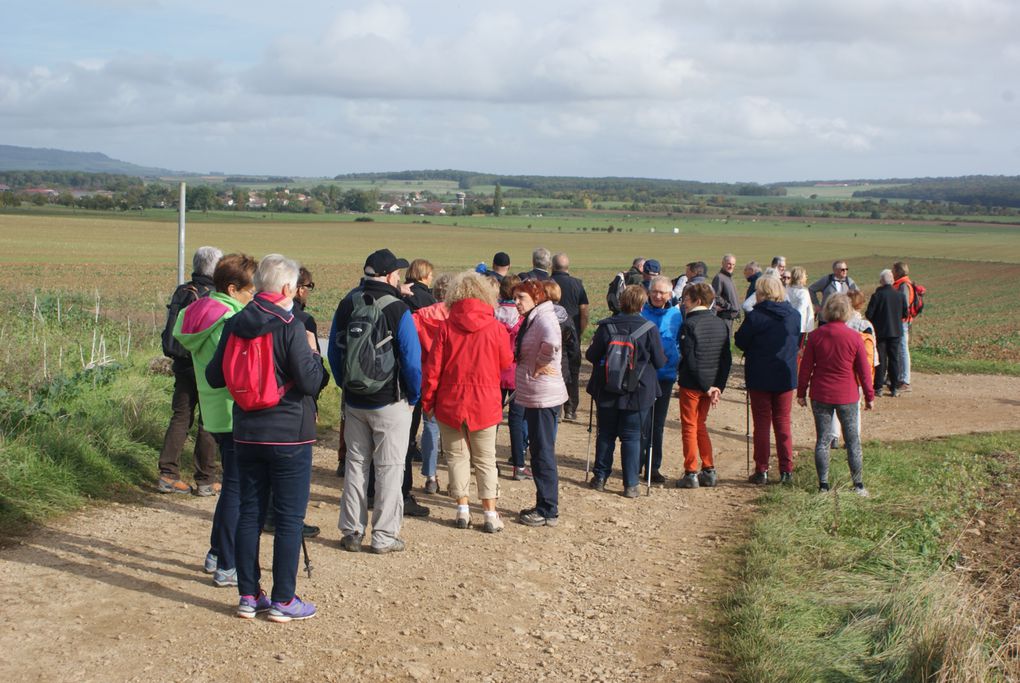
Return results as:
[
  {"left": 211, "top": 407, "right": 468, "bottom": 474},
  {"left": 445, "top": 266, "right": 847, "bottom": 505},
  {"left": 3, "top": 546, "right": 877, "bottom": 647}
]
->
[
  {"left": 584, "top": 394, "right": 594, "bottom": 483},
  {"left": 645, "top": 411, "right": 653, "bottom": 497},
  {"left": 302, "top": 536, "right": 313, "bottom": 579}
]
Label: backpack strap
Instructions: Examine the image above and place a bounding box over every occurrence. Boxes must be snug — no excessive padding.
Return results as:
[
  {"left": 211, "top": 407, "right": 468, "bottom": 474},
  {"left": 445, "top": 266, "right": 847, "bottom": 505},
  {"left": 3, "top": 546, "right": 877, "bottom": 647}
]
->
[{"left": 630, "top": 321, "right": 656, "bottom": 341}]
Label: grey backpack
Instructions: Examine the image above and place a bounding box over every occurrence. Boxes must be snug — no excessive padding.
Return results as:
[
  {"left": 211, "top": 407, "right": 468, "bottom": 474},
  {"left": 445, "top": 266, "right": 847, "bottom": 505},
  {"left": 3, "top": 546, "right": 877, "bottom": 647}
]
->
[{"left": 342, "top": 293, "right": 399, "bottom": 396}]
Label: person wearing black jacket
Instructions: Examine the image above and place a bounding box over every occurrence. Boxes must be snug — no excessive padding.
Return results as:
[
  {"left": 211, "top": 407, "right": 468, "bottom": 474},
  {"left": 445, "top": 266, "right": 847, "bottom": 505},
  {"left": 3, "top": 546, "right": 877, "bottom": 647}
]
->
[
  {"left": 206, "top": 254, "right": 329, "bottom": 623},
  {"left": 157, "top": 245, "right": 222, "bottom": 495},
  {"left": 402, "top": 259, "right": 437, "bottom": 479},
  {"left": 676, "top": 283, "right": 732, "bottom": 489},
  {"left": 585, "top": 285, "right": 666, "bottom": 498},
  {"left": 865, "top": 269, "right": 908, "bottom": 397}
]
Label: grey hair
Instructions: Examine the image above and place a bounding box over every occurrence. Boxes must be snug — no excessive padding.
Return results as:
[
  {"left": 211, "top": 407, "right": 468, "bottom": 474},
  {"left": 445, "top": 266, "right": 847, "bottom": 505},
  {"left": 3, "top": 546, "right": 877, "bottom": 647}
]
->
[
  {"left": 254, "top": 253, "right": 300, "bottom": 293},
  {"left": 532, "top": 247, "right": 552, "bottom": 270},
  {"left": 650, "top": 275, "right": 672, "bottom": 291},
  {"left": 745, "top": 260, "right": 761, "bottom": 273},
  {"left": 552, "top": 252, "right": 569, "bottom": 272},
  {"left": 722, "top": 253, "right": 736, "bottom": 263},
  {"left": 632, "top": 256, "right": 645, "bottom": 268},
  {"left": 879, "top": 269, "right": 894, "bottom": 285},
  {"left": 771, "top": 255, "right": 786, "bottom": 268},
  {"left": 762, "top": 267, "right": 779, "bottom": 278},
  {"left": 193, "top": 246, "right": 223, "bottom": 277}
]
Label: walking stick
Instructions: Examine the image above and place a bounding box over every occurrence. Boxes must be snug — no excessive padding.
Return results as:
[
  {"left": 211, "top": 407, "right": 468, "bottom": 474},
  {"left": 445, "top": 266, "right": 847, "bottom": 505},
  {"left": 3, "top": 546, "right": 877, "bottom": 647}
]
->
[
  {"left": 584, "top": 394, "right": 594, "bottom": 482},
  {"left": 302, "top": 536, "right": 313, "bottom": 579},
  {"left": 644, "top": 409, "right": 654, "bottom": 497}
]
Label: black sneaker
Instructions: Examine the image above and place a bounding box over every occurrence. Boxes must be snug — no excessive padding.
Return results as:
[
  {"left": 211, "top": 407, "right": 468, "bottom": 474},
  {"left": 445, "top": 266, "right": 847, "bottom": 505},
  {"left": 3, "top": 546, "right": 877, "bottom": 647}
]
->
[
  {"left": 403, "top": 495, "right": 430, "bottom": 517},
  {"left": 650, "top": 470, "right": 667, "bottom": 484},
  {"left": 589, "top": 476, "right": 606, "bottom": 492},
  {"left": 818, "top": 482, "right": 831, "bottom": 493},
  {"left": 302, "top": 524, "right": 320, "bottom": 538},
  {"left": 779, "top": 472, "right": 793, "bottom": 485},
  {"left": 748, "top": 471, "right": 768, "bottom": 485}
]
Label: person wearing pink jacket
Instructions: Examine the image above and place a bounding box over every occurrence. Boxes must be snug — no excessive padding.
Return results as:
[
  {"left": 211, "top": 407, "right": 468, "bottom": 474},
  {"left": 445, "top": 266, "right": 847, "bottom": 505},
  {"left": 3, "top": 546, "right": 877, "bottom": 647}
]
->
[{"left": 512, "top": 279, "right": 567, "bottom": 527}]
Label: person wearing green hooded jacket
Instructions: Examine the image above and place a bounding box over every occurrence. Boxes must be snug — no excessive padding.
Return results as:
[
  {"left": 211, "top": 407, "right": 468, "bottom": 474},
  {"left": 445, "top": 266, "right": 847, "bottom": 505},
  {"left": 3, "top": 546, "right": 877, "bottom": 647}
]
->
[{"left": 174, "top": 253, "right": 257, "bottom": 587}]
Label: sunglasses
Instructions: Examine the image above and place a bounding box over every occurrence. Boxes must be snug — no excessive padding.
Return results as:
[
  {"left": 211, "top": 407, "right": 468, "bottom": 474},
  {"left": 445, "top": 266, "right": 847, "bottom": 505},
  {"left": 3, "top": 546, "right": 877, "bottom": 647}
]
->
[{"left": 299, "top": 282, "right": 315, "bottom": 290}]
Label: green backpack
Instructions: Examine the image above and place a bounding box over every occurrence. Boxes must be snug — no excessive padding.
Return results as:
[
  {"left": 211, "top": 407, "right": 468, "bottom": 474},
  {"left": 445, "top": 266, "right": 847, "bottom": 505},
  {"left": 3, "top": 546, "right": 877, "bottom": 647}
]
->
[{"left": 342, "top": 293, "right": 399, "bottom": 396}]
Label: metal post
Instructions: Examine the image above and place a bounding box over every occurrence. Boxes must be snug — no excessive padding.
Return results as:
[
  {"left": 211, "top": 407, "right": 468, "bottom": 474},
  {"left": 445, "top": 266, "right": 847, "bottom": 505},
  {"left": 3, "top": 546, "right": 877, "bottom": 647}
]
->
[{"left": 177, "top": 182, "right": 186, "bottom": 285}]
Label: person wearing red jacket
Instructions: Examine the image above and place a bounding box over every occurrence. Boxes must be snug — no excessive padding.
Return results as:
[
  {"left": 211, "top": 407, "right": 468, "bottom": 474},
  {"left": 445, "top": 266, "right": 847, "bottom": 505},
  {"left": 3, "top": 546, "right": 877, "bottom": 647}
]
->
[
  {"left": 421, "top": 271, "right": 512, "bottom": 533},
  {"left": 797, "top": 293, "right": 876, "bottom": 497}
]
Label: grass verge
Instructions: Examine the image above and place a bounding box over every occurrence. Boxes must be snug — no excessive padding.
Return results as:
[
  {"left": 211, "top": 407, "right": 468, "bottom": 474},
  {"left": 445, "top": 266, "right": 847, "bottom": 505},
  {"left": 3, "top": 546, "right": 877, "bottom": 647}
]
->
[{"left": 720, "top": 431, "right": 1020, "bottom": 682}]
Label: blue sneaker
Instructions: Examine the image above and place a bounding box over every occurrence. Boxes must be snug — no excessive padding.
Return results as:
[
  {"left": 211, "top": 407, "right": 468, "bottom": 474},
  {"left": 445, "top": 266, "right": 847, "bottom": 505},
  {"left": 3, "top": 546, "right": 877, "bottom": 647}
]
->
[
  {"left": 213, "top": 568, "right": 238, "bottom": 587},
  {"left": 203, "top": 552, "right": 217, "bottom": 574},
  {"left": 236, "top": 590, "right": 271, "bottom": 619},
  {"left": 267, "top": 596, "right": 317, "bottom": 623}
]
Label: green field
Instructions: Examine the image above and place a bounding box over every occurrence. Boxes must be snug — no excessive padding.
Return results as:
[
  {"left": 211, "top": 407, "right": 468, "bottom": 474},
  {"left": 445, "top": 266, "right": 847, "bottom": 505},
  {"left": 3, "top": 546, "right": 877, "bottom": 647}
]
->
[{"left": 782, "top": 183, "right": 908, "bottom": 199}]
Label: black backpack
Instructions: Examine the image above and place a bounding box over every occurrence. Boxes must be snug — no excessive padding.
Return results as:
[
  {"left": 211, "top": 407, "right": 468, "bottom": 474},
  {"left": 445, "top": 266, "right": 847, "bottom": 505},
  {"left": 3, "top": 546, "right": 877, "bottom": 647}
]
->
[
  {"left": 605, "top": 273, "right": 626, "bottom": 314},
  {"left": 601, "top": 320, "right": 656, "bottom": 394},
  {"left": 161, "top": 281, "right": 210, "bottom": 363}
]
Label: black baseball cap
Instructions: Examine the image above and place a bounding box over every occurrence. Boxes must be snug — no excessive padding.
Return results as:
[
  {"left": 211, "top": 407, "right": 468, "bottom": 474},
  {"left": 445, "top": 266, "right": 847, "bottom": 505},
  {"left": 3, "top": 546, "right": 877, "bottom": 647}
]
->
[
  {"left": 364, "top": 248, "right": 410, "bottom": 277},
  {"left": 492, "top": 251, "right": 510, "bottom": 267}
]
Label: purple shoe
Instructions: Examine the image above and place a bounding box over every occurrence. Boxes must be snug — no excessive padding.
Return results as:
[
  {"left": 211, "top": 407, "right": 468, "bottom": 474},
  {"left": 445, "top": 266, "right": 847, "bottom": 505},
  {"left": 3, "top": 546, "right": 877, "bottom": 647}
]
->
[
  {"left": 236, "top": 590, "right": 271, "bottom": 619},
  {"left": 267, "top": 596, "right": 317, "bottom": 623}
]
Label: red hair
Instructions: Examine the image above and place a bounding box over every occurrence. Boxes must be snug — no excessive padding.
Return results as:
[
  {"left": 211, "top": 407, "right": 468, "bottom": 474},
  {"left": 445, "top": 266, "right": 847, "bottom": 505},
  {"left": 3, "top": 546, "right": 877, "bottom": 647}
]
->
[{"left": 512, "top": 279, "right": 548, "bottom": 305}]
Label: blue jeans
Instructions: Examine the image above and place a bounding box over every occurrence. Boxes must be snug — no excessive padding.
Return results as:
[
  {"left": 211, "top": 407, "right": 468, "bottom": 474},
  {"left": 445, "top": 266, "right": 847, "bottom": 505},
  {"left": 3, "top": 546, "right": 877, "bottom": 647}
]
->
[
  {"left": 525, "top": 406, "right": 559, "bottom": 518},
  {"left": 235, "top": 442, "right": 312, "bottom": 603},
  {"left": 641, "top": 379, "right": 674, "bottom": 473},
  {"left": 508, "top": 398, "right": 528, "bottom": 468},
  {"left": 593, "top": 405, "right": 646, "bottom": 487},
  {"left": 899, "top": 321, "right": 911, "bottom": 385},
  {"left": 420, "top": 413, "right": 440, "bottom": 477},
  {"left": 210, "top": 433, "right": 239, "bottom": 572},
  {"left": 810, "top": 401, "right": 863, "bottom": 486}
]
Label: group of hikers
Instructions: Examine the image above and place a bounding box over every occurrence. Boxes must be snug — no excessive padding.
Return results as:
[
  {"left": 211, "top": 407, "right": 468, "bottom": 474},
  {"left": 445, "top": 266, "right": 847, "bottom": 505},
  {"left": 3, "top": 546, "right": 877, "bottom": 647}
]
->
[{"left": 155, "top": 244, "right": 923, "bottom": 622}]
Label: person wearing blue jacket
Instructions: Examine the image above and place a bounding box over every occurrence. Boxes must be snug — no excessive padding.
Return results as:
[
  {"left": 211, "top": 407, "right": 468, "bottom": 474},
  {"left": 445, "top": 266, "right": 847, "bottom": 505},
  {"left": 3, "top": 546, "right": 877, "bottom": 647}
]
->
[
  {"left": 639, "top": 275, "right": 683, "bottom": 484},
  {"left": 328, "top": 249, "right": 423, "bottom": 554},
  {"left": 734, "top": 275, "right": 801, "bottom": 485}
]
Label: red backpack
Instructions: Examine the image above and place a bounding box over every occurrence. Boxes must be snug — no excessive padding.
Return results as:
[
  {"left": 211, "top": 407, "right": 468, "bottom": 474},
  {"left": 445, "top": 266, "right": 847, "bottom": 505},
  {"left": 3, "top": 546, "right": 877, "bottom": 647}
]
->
[
  {"left": 907, "top": 282, "right": 926, "bottom": 319},
  {"left": 222, "top": 333, "right": 292, "bottom": 411}
]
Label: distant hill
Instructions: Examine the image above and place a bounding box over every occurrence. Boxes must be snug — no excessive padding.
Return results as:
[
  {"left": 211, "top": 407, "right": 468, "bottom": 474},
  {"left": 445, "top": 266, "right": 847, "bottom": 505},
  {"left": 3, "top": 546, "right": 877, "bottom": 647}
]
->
[{"left": 0, "top": 144, "right": 177, "bottom": 177}]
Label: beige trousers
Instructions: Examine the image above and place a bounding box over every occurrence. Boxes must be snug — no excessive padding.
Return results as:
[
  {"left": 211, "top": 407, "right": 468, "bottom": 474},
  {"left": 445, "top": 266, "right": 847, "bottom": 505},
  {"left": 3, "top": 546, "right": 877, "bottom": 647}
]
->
[{"left": 439, "top": 422, "right": 500, "bottom": 500}]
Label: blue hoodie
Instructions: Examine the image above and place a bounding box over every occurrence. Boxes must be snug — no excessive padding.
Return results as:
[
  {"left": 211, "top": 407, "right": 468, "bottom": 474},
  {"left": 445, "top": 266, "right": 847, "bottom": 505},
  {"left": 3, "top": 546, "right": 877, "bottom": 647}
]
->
[
  {"left": 734, "top": 299, "right": 800, "bottom": 392},
  {"left": 641, "top": 302, "right": 683, "bottom": 383}
]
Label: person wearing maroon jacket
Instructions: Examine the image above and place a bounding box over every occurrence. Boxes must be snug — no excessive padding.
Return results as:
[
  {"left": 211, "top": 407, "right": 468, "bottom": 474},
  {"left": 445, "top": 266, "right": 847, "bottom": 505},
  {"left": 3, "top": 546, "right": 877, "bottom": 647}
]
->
[
  {"left": 797, "top": 293, "right": 876, "bottom": 497},
  {"left": 421, "top": 271, "right": 512, "bottom": 533}
]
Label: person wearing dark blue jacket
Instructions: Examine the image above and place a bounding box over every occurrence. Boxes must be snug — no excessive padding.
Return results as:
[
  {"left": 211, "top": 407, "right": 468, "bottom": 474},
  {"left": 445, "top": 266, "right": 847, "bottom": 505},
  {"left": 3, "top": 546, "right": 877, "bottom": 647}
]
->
[
  {"left": 639, "top": 275, "right": 682, "bottom": 484},
  {"left": 585, "top": 285, "right": 666, "bottom": 498},
  {"left": 206, "top": 254, "right": 329, "bottom": 623},
  {"left": 328, "top": 249, "right": 423, "bottom": 554},
  {"left": 734, "top": 275, "right": 800, "bottom": 485}
]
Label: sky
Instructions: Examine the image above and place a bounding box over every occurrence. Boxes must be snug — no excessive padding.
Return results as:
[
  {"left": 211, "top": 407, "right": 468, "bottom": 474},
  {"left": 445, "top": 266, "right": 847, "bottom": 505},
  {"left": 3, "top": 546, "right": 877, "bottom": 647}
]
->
[{"left": 1, "top": 0, "right": 1018, "bottom": 183}]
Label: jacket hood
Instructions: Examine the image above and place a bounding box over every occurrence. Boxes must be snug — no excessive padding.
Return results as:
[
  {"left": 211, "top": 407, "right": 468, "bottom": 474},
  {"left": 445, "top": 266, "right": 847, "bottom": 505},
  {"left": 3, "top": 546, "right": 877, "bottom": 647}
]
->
[
  {"left": 176, "top": 293, "right": 243, "bottom": 351},
  {"left": 230, "top": 294, "right": 294, "bottom": 339},
  {"left": 449, "top": 298, "right": 496, "bottom": 333},
  {"left": 642, "top": 302, "right": 673, "bottom": 320},
  {"left": 552, "top": 304, "right": 569, "bottom": 324},
  {"left": 754, "top": 299, "right": 797, "bottom": 321},
  {"left": 415, "top": 301, "right": 449, "bottom": 322}
]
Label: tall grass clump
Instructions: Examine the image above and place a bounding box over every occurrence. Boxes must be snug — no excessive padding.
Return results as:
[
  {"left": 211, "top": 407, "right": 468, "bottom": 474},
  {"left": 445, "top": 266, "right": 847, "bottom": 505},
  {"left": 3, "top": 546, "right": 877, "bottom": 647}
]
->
[{"left": 720, "top": 432, "right": 1020, "bottom": 682}]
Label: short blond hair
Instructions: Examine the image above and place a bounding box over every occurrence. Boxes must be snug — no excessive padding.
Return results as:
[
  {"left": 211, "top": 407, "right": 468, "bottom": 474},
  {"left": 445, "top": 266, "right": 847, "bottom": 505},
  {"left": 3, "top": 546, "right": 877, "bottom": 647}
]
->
[
  {"left": 822, "top": 293, "right": 852, "bottom": 323},
  {"left": 542, "top": 279, "right": 562, "bottom": 303},
  {"left": 789, "top": 266, "right": 807, "bottom": 287},
  {"left": 406, "top": 258, "right": 434, "bottom": 283},
  {"left": 447, "top": 270, "right": 497, "bottom": 307},
  {"left": 619, "top": 285, "right": 648, "bottom": 313},
  {"left": 755, "top": 275, "right": 786, "bottom": 303}
]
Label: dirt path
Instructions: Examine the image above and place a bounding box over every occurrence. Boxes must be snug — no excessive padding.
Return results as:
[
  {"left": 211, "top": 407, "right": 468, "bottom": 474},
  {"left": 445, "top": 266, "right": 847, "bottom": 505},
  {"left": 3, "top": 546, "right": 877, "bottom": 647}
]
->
[{"left": 1, "top": 372, "right": 1018, "bottom": 682}]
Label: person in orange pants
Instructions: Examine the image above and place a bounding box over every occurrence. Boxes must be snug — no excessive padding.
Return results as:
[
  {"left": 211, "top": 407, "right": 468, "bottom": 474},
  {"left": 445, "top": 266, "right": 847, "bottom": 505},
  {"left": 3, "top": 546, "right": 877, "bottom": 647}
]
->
[{"left": 675, "top": 283, "right": 732, "bottom": 488}]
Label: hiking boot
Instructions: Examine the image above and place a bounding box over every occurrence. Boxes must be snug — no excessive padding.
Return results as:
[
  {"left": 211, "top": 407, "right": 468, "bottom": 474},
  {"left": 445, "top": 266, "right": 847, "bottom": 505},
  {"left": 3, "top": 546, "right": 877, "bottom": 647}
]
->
[
  {"left": 203, "top": 551, "right": 217, "bottom": 574},
  {"left": 237, "top": 590, "right": 272, "bottom": 619},
  {"left": 267, "top": 596, "right": 317, "bottom": 623},
  {"left": 563, "top": 410, "right": 577, "bottom": 422},
  {"left": 424, "top": 477, "right": 439, "bottom": 494},
  {"left": 748, "top": 470, "right": 768, "bottom": 485},
  {"left": 403, "top": 495, "right": 430, "bottom": 517},
  {"left": 650, "top": 470, "right": 667, "bottom": 484},
  {"left": 589, "top": 476, "right": 606, "bottom": 492},
  {"left": 780, "top": 472, "right": 793, "bottom": 485},
  {"left": 483, "top": 513, "right": 504, "bottom": 534},
  {"left": 818, "top": 482, "right": 831, "bottom": 493},
  {"left": 854, "top": 484, "right": 870, "bottom": 498},
  {"left": 512, "top": 466, "right": 533, "bottom": 481},
  {"left": 213, "top": 568, "right": 238, "bottom": 587},
  {"left": 193, "top": 482, "right": 221, "bottom": 497},
  {"left": 157, "top": 477, "right": 192, "bottom": 494},
  {"left": 455, "top": 507, "right": 472, "bottom": 529},
  {"left": 519, "top": 509, "right": 558, "bottom": 527},
  {"left": 698, "top": 468, "right": 718, "bottom": 487},
  {"left": 623, "top": 485, "right": 640, "bottom": 498},
  {"left": 302, "top": 524, "right": 320, "bottom": 538},
  {"left": 339, "top": 533, "right": 363, "bottom": 553},
  {"left": 371, "top": 538, "right": 406, "bottom": 554},
  {"left": 676, "top": 472, "right": 700, "bottom": 489}
]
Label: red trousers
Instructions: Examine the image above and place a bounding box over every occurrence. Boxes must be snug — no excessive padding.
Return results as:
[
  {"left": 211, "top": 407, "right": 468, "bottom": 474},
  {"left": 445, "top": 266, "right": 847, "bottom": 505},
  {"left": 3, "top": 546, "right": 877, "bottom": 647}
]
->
[
  {"left": 679, "top": 387, "right": 714, "bottom": 473},
  {"left": 749, "top": 389, "right": 794, "bottom": 474}
]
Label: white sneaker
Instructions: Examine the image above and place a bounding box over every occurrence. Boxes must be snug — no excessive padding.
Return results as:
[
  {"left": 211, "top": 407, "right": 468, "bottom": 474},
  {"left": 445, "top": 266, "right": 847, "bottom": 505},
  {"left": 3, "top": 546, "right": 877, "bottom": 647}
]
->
[
  {"left": 483, "top": 513, "right": 504, "bottom": 534},
  {"left": 455, "top": 507, "right": 471, "bottom": 529},
  {"left": 854, "top": 485, "right": 870, "bottom": 498}
]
